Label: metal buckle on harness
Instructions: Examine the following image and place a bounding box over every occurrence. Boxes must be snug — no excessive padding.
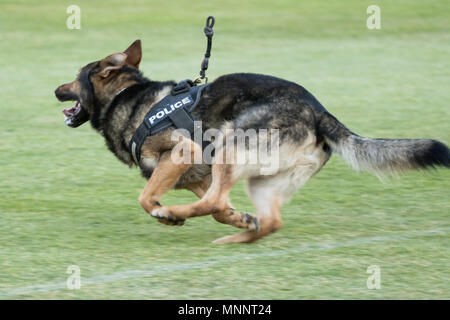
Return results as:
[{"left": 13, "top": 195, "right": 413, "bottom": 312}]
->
[
  {"left": 171, "top": 79, "right": 195, "bottom": 95},
  {"left": 194, "top": 76, "right": 208, "bottom": 85}
]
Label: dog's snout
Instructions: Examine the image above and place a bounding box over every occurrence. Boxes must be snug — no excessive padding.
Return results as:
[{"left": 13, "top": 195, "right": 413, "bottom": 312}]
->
[
  {"left": 54, "top": 84, "right": 67, "bottom": 101},
  {"left": 54, "top": 86, "right": 62, "bottom": 100},
  {"left": 54, "top": 83, "right": 78, "bottom": 102}
]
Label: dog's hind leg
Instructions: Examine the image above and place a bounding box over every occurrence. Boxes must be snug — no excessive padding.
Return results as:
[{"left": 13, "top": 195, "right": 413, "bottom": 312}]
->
[
  {"left": 211, "top": 208, "right": 260, "bottom": 231},
  {"left": 212, "top": 175, "right": 284, "bottom": 243},
  {"left": 212, "top": 142, "right": 330, "bottom": 243}
]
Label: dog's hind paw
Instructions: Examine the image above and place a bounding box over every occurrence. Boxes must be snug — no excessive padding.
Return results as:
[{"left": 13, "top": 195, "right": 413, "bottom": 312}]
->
[
  {"left": 245, "top": 214, "right": 260, "bottom": 231},
  {"left": 150, "top": 207, "right": 185, "bottom": 226}
]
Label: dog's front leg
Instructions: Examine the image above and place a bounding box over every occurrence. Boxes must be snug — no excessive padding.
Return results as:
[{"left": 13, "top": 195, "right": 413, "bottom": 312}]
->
[{"left": 139, "top": 148, "right": 193, "bottom": 226}]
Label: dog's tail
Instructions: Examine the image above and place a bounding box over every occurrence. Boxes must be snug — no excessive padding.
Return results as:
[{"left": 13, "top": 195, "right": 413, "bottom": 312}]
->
[{"left": 318, "top": 111, "right": 450, "bottom": 175}]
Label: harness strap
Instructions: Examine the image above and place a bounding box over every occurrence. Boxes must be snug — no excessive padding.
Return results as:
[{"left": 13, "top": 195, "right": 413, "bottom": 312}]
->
[
  {"left": 130, "top": 125, "right": 150, "bottom": 164},
  {"left": 169, "top": 107, "right": 196, "bottom": 133},
  {"left": 129, "top": 80, "right": 209, "bottom": 165}
]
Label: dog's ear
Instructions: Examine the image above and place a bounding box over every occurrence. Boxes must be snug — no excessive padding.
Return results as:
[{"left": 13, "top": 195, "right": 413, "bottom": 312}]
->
[
  {"left": 123, "top": 40, "right": 142, "bottom": 68},
  {"left": 99, "top": 53, "right": 127, "bottom": 78}
]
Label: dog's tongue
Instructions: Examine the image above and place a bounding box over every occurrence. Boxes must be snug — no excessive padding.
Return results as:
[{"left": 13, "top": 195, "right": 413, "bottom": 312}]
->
[{"left": 63, "top": 102, "right": 80, "bottom": 117}]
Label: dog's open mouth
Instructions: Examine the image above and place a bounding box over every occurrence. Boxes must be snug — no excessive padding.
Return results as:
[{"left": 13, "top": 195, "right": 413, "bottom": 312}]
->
[
  {"left": 63, "top": 101, "right": 81, "bottom": 120},
  {"left": 61, "top": 101, "right": 89, "bottom": 128}
]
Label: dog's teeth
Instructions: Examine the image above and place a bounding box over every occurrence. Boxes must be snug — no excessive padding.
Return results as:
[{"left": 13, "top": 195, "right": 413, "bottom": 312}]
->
[{"left": 65, "top": 117, "right": 73, "bottom": 126}]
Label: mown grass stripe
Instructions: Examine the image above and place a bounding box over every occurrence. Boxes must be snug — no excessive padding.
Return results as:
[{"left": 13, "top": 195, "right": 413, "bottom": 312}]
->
[{"left": 1, "top": 227, "right": 447, "bottom": 298}]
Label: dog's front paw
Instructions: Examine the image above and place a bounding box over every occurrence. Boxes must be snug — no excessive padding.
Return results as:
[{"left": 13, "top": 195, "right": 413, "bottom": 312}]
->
[{"left": 150, "top": 207, "right": 185, "bottom": 226}]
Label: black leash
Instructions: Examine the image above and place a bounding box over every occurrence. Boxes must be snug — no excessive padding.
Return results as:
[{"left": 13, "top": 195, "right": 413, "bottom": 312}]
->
[{"left": 195, "top": 16, "right": 215, "bottom": 84}]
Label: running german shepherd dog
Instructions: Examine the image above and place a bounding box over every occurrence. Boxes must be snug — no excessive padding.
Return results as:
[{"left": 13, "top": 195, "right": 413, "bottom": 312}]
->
[{"left": 55, "top": 40, "right": 450, "bottom": 243}]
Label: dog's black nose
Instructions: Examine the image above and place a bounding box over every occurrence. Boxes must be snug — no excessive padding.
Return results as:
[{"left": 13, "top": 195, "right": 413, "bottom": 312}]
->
[{"left": 54, "top": 86, "right": 64, "bottom": 101}]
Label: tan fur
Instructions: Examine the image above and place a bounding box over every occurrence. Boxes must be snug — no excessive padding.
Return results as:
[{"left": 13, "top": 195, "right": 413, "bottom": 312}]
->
[{"left": 150, "top": 131, "right": 330, "bottom": 242}]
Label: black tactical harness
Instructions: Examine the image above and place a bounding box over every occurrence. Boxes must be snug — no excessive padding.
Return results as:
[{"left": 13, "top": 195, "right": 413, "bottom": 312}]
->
[
  {"left": 129, "top": 15, "right": 216, "bottom": 165},
  {"left": 129, "top": 80, "right": 210, "bottom": 164}
]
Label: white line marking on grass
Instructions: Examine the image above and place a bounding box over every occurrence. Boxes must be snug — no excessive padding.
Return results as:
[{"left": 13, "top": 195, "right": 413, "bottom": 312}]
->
[{"left": 1, "top": 227, "right": 447, "bottom": 298}]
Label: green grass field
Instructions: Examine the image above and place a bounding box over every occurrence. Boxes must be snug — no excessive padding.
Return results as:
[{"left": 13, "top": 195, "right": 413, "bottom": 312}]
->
[{"left": 0, "top": 0, "right": 449, "bottom": 299}]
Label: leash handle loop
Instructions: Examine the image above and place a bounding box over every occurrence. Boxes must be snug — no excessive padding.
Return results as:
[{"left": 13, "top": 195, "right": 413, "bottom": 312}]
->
[{"left": 204, "top": 16, "right": 215, "bottom": 36}]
